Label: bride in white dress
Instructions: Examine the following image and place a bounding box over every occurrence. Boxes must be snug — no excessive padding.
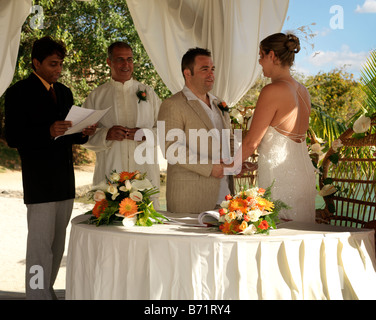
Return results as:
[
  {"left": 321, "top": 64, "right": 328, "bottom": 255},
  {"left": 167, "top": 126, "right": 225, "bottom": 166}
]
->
[{"left": 237, "top": 33, "right": 316, "bottom": 223}]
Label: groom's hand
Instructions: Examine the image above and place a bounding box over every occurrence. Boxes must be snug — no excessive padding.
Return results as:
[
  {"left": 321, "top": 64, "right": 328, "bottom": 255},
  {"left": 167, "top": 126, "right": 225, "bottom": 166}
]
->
[
  {"left": 211, "top": 164, "right": 224, "bottom": 179},
  {"left": 240, "top": 161, "right": 258, "bottom": 174}
]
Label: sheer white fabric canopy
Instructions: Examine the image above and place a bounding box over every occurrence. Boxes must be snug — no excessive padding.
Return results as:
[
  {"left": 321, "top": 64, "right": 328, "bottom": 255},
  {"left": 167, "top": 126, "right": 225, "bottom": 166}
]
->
[
  {"left": 0, "top": 0, "right": 289, "bottom": 105},
  {"left": 127, "top": 0, "right": 289, "bottom": 106},
  {"left": 0, "top": 0, "right": 31, "bottom": 98}
]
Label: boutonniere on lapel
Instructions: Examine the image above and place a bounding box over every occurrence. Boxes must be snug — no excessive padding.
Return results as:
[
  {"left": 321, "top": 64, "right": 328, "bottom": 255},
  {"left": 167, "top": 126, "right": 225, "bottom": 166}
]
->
[
  {"left": 136, "top": 88, "right": 147, "bottom": 103},
  {"left": 217, "top": 101, "right": 229, "bottom": 115}
]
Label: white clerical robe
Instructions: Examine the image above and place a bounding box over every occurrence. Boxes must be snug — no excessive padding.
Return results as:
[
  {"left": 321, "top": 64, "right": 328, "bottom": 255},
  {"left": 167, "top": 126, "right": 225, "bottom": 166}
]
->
[{"left": 83, "top": 78, "right": 161, "bottom": 207}]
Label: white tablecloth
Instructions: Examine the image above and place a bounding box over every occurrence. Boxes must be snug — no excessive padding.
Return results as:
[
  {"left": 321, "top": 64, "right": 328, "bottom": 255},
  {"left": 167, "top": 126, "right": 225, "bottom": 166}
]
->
[{"left": 66, "top": 214, "right": 376, "bottom": 300}]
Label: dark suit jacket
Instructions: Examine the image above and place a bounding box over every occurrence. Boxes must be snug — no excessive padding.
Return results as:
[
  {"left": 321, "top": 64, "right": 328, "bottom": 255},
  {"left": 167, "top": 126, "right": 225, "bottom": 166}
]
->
[{"left": 5, "top": 73, "right": 88, "bottom": 204}]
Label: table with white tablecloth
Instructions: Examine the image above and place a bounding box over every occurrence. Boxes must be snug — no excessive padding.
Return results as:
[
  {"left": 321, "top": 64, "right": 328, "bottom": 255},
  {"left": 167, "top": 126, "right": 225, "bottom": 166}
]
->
[{"left": 66, "top": 214, "right": 376, "bottom": 300}]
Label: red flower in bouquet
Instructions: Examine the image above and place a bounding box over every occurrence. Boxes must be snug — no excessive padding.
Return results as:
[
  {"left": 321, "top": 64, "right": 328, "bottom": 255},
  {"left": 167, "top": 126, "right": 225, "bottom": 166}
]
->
[
  {"left": 92, "top": 199, "right": 108, "bottom": 218},
  {"left": 258, "top": 220, "right": 269, "bottom": 230}
]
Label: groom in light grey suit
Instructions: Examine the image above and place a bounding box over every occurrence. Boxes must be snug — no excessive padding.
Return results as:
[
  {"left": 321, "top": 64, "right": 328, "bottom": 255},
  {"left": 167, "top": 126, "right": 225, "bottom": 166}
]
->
[{"left": 158, "top": 48, "right": 234, "bottom": 214}]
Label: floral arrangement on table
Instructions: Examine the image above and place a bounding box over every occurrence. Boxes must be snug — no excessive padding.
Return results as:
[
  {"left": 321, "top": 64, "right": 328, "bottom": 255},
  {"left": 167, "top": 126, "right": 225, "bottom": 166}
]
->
[
  {"left": 136, "top": 88, "right": 147, "bottom": 103},
  {"left": 85, "top": 170, "right": 168, "bottom": 227},
  {"left": 218, "top": 184, "right": 288, "bottom": 235}
]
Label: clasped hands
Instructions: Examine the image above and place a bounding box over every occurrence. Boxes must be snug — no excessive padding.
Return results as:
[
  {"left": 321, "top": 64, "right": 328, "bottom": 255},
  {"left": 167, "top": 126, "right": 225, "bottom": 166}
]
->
[
  {"left": 106, "top": 125, "right": 145, "bottom": 141},
  {"left": 211, "top": 160, "right": 258, "bottom": 179},
  {"left": 49, "top": 121, "right": 98, "bottom": 138}
]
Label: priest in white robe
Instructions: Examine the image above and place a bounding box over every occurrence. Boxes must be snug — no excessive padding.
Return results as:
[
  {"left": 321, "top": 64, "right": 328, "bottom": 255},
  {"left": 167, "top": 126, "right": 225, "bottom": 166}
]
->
[{"left": 83, "top": 42, "right": 161, "bottom": 208}]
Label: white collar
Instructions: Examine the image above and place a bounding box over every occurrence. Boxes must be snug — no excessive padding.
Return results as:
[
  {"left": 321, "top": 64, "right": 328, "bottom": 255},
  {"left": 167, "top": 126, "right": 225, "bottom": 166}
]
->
[
  {"left": 110, "top": 77, "right": 134, "bottom": 89},
  {"left": 182, "top": 85, "right": 217, "bottom": 105}
]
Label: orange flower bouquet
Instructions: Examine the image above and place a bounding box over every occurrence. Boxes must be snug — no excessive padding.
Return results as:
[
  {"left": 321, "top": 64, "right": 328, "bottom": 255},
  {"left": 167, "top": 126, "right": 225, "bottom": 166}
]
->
[
  {"left": 218, "top": 184, "right": 288, "bottom": 235},
  {"left": 86, "top": 170, "right": 167, "bottom": 227}
]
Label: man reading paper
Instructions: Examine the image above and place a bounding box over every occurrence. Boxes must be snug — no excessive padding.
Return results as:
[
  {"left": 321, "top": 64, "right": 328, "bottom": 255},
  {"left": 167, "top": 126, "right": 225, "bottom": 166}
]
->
[{"left": 4, "top": 36, "right": 96, "bottom": 300}]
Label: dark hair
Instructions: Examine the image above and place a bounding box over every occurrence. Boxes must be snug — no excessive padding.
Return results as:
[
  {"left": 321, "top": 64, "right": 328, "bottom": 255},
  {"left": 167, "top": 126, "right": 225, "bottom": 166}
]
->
[
  {"left": 181, "top": 47, "right": 211, "bottom": 78},
  {"left": 260, "top": 33, "right": 300, "bottom": 67},
  {"left": 31, "top": 36, "right": 66, "bottom": 70},
  {"left": 108, "top": 42, "right": 133, "bottom": 60}
]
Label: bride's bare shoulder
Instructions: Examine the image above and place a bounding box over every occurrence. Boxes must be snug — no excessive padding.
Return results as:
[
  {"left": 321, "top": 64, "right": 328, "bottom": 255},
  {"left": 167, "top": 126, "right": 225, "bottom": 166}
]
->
[{"left": 260, "top": 82, "right": 291, "bottom": 99}]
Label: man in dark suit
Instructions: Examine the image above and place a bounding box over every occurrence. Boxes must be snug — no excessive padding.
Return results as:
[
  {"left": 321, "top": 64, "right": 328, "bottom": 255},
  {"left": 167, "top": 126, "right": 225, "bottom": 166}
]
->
[{"left": 5, "top": 36, "right": 96, "bottom": 299}]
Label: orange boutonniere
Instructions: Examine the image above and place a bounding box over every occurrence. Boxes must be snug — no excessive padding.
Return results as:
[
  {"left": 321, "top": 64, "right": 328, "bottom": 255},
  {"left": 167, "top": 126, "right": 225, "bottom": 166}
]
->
[
  {"left": 136, "top": 88, "right": 147, "bottom": 103},
  {"left": 217, "top": 101, "right": 229, "bottom": 115}
]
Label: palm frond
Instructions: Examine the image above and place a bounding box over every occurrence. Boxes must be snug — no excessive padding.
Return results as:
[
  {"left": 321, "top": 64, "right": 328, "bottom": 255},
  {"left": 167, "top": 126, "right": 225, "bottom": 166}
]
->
[
  {"left": 349, "top": 49, "right": 376, "bottom": 124},
  {"left": 310, "top": 103, "right": 347, "bottom": 143}
]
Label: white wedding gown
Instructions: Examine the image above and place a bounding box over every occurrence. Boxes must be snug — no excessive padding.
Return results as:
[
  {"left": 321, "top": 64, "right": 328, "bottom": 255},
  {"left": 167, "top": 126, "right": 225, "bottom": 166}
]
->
[{"left": 257, "top": 86, "right": 317, "bottom": 223}]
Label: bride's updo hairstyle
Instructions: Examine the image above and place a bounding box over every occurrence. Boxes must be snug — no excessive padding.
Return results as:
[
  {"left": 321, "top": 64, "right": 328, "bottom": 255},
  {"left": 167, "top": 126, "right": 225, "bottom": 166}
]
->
[{"left": 260, "top": 33, "right": 301, "bottom": 67}]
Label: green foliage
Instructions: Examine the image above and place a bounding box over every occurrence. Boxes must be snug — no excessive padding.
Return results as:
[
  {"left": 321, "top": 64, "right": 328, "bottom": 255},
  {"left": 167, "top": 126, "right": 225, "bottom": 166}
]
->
[
  {"left": 360, "top": 50, "right": 376, "bottom": 114},
  {"left": 348, "top": 49, "right": 376, "bottom": 124},
  {"left": 309, "top": 103, "right": 347, "bottom": 145},
  {"left": 305, "top": 67, "right": 365, "bottom": 124},
  {"left": 235, "top": 76, "right": 270, "bottom": 108}
]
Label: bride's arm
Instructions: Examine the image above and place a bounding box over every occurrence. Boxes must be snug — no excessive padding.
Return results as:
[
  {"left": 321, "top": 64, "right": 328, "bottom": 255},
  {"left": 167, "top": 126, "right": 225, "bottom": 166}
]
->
[
  {"left": 224, "top": 83, "right": 281, "bottom": 175},
  {"left": 240, "top": 84, "right": 278, "bottom": 162}
]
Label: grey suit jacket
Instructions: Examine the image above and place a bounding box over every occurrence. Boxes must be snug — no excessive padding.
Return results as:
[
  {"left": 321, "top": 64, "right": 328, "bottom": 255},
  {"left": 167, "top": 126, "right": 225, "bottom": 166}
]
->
[{"left": 158, "top": 91, "right": 234, "bottom": 214}]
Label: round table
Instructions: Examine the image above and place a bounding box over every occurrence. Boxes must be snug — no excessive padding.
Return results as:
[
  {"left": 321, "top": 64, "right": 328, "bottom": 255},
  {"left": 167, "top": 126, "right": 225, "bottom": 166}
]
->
[{"left": 66, "top": 214, "right": 376, "bottom": 300}]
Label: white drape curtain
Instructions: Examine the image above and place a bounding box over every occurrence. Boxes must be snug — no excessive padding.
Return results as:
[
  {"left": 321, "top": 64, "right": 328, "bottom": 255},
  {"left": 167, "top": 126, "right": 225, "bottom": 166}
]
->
[
  {"left": 0, "top": 0, "right": 31, "bottom": 98},
  {"left": 127, "top": 0, "right": 289, "bottom": 106}
]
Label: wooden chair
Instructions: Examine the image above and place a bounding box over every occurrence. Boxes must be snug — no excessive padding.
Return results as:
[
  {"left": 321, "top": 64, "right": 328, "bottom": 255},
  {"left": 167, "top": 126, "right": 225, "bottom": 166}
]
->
[{"left": 317, "top": 116, "right": 376, "bottom": 236}]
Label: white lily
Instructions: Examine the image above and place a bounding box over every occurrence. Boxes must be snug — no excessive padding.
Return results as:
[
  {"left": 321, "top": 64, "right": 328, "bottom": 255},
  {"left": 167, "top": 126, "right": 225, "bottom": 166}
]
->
[
  {"left": 319, "top": 184, "right": 337, "bottom": 197},
  {"left": 353, "top": 114, "right": 371, "bottom": 133},
  {"left": 311, "top": 143, "right": 324, "bottom": 155},
  {"left": 230, "top": 108, "right": 241, "bottom": 118},
  {"left": 131, "top": 178, "right": 153, "bottom": 191},
  {"left": 107, "top": 184, "right": 119, "bottom": 200},
  {"left": 332, "top": 139, "right": 343, "bottom": 152},
  {"left": 119, "top": 180, "right": 132, "bottom": 192},
  {"left": 110, "top": 172, "right": 121, "bottom": 182},
  {"left": 240, "top": 224, "right": 257, "bottom": 235},
  {"left": 130, "top": 191, "right": 143, "bottom": 202},
  {"left": 245, "top": 108, "right": 254, "bottom": 118}
]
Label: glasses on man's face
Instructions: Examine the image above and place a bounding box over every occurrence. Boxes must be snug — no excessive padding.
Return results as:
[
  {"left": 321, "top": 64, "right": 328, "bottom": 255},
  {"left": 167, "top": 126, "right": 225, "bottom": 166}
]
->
[{"left": 112, "top": 57, "right": 134, "bottom": 64}]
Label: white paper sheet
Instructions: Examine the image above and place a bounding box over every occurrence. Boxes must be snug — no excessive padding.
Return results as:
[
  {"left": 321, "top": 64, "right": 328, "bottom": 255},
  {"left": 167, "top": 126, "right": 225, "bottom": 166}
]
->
[{"left": 56, "top": 105, "right": 111, "bottom": 139}]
